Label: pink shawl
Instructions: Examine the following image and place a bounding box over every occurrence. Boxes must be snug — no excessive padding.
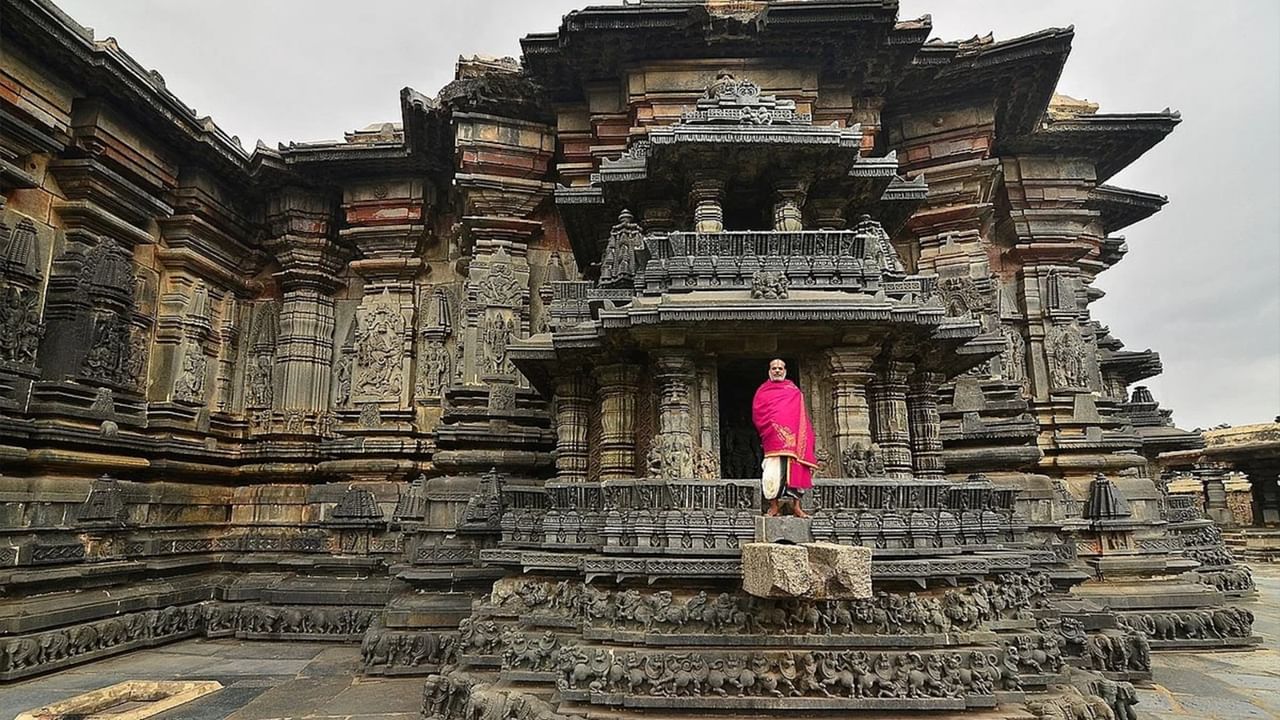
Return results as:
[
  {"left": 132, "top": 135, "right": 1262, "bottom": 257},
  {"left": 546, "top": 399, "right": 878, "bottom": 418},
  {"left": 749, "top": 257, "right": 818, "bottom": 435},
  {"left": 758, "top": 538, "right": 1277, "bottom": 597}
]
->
[{"left": 751, "top": 379, "right": 817, "bottom": 490}]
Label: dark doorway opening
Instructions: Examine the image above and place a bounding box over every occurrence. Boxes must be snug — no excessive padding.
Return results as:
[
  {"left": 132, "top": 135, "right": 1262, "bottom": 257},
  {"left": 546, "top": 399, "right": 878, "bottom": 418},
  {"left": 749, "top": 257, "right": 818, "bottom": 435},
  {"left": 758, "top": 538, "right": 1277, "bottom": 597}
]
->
[{"left": 718, "top": 357, "right": 797, "bottom": 479}]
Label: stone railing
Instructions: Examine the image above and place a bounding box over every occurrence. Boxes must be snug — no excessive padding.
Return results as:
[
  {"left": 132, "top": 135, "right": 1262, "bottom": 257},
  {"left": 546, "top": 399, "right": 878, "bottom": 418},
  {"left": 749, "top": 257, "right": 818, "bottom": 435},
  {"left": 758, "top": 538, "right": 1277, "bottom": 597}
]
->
[
  {"left": 653, "top": 230, "right": 868, "bottom": 259},
  {"left": 638, "top": 230, "right": 884, "bottom": 295},
  {"left": 498, "top": 477, "right": 1025, "bottom": 557}
]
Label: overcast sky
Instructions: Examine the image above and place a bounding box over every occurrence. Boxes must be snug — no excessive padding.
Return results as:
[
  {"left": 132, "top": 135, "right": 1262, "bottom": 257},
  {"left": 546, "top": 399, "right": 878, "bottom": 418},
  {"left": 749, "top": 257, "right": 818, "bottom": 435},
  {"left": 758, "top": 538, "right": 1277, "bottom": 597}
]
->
[{"left": 54, "top": 0, "right": 1280, "bottom": 430}]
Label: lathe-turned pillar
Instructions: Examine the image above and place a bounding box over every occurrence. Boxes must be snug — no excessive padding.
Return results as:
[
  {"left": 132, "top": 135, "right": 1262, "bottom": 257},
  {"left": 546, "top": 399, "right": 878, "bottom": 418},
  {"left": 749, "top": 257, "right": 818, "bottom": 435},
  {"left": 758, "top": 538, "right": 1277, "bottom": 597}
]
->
[
  {"left": 554, "top": 372, "right": 592, "bottom": 481},
  {"left": 595, "top": 363, "right": 641, "bottom": 480},
  {"left": 868, "top": 360, "right": 915, "bottom": 478},
  {"left": 908, "top": 371, "right": 946, "bottom": 479},
  {"left": 826, "top": 348, "right": 877, "bottom": 470}
]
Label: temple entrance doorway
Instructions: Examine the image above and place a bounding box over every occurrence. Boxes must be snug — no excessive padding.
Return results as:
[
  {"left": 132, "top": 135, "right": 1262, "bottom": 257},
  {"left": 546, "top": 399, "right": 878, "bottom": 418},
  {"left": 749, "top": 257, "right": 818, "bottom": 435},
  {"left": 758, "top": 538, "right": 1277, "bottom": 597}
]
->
[{"left": 717, "top": 357, "right": 796, "bottom": 479}]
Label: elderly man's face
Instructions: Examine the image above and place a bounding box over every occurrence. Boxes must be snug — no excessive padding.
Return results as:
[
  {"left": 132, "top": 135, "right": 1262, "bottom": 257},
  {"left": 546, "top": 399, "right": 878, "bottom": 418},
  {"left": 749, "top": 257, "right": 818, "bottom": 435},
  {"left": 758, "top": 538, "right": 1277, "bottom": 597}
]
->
[{"left": 768, "top": 360, "right": 787, "bottom": 381}]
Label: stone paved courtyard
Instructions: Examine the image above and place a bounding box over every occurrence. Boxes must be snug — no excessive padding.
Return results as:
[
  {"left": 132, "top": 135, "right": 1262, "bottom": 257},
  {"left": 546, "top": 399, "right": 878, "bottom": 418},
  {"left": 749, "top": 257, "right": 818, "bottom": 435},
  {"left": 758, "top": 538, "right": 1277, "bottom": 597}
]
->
[
  {"left": 2, "top": 564, "right": 1278, "bottom": 720},
  {"left": 1133, "top": 562, "right": 1280, "bottom": 719}
]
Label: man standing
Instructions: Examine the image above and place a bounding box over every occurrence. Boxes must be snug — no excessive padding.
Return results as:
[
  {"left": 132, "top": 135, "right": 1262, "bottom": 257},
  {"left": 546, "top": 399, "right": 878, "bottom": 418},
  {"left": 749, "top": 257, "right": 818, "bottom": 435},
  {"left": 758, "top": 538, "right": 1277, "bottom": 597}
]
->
[{"left": 751, "top": 359, "right": 817, "bottom": 517}]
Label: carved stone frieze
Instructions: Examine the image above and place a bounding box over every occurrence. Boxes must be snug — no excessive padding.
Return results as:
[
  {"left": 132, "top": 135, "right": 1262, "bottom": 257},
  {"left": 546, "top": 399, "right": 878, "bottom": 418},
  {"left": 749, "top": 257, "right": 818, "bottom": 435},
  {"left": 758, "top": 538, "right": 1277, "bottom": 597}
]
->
[
  {"left": 1116, "top": 607, "right": 1254, "bottom": 645},
  {"left": 362, "top": 627, "right": 458, "bottom": 672}
]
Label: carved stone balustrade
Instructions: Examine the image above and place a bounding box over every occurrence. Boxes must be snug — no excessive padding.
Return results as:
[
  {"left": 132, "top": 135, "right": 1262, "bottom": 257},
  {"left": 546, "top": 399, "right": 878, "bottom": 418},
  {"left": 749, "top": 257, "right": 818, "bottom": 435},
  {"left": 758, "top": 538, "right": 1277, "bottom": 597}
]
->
[{"left": 495, "top": 477, "right": 1027, "bottom": 569}]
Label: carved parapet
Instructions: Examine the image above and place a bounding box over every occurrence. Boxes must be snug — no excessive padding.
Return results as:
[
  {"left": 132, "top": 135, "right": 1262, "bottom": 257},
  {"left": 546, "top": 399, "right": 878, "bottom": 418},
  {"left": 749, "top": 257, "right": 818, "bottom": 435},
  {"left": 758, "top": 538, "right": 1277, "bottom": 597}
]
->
[{"left": 499, "top": 477, "right": 1025, "bottom": 559}]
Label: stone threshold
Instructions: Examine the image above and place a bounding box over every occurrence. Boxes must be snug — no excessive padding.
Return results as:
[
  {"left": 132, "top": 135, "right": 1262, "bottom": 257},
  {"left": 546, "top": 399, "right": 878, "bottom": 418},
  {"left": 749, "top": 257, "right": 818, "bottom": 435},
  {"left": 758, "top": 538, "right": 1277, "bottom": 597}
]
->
[{"left": 15, "top": 680, "right": 222, "bottom": 720}]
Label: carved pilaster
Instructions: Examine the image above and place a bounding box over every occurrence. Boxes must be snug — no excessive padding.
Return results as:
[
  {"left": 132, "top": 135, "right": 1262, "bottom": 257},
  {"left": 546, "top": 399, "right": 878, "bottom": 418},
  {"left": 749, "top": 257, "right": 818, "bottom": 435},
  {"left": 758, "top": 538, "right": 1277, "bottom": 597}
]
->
[
  {"left": 39, "top": 157, "right": 161, "bottom": 399},
  {"left": 264, "top": 188, "right": 346, "bottom": 414},
  {"left": 0, "top": 216, "right": 47, "bottom": 381},
  {"left": 652, "top": 351, "right": 696, "bottom": 479},
  {"left": 275, "top": 281, "right": 339, "bottom": 412},
  {"left": 595, "top": 363, "right": 640, "bottom": 480},
  {"left": 908, "top": 372, "right": 946, "bottom": 479},
  {"left": 869, "top": 360, "right": 914, "bottom": 478},
  {"left": 696, "top": 360, "right": 721, "bottom": 478},
  {"left": 342, "top": 180, "right": 428, "bottom": 412},
  {"left": 826, "top": 348, "right": 877, "bottom": 471},
  {"left": 554, "top": 373, "right": 592, "bottom": 481}
]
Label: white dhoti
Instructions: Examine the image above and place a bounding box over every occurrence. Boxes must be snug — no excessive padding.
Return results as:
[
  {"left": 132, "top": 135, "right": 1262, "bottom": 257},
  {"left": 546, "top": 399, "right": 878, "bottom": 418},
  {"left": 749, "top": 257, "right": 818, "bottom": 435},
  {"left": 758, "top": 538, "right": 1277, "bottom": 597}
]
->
[{"left": 761, "top": 456, "right": 783, "bottom": 500}]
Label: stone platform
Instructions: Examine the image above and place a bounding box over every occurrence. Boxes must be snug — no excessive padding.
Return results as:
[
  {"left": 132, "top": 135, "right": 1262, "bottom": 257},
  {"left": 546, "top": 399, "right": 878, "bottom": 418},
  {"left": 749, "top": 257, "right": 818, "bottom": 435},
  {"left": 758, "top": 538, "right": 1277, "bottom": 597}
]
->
[{"left": 2, "top": 561, "right": 1276, "bottom": 720}]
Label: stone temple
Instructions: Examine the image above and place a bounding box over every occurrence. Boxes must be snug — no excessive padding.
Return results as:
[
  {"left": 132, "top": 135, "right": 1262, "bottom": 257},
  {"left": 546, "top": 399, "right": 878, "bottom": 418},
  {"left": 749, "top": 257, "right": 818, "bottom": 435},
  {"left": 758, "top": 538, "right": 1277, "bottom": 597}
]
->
[{"left": 0, "top": 0, "right": 1262, "bottom": 718}]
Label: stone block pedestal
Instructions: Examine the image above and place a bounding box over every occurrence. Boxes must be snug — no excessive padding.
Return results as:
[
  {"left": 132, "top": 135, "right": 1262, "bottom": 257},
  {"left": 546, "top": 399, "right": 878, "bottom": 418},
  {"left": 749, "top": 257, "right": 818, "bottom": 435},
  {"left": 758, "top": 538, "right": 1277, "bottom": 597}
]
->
[
  {"left": 753, "top": 515, "right": 813, "bottom": 544},
  {"left": 741, "top": 541, "right": 872, "bottom": 600}
]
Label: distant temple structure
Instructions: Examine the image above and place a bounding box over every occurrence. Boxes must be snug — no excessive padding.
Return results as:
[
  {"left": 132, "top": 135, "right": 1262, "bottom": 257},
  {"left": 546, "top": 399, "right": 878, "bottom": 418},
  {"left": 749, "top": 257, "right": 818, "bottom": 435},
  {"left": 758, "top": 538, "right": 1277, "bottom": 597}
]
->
[{"left": 0, "top": 0, "right": 1261, "bottom": 717}]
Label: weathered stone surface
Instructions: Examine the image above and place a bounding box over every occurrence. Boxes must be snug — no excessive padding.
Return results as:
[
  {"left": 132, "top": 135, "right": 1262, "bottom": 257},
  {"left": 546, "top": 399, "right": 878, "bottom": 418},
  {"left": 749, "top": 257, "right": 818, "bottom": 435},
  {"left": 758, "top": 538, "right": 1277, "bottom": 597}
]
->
[
  {"left": 741, "top": 541, "right": 871, "bottom": 599},
  {"left": 14, "top": 680, "right": 222, "bottom": 720},
  {"left": 804, "top": 541, "right": 873, "bottom": 600},
  {"left": 741, "top": 542, "right": 811, "bottom": 597},
  {"left": 753, "top": 515, "right": 813, "bottom": 544}
]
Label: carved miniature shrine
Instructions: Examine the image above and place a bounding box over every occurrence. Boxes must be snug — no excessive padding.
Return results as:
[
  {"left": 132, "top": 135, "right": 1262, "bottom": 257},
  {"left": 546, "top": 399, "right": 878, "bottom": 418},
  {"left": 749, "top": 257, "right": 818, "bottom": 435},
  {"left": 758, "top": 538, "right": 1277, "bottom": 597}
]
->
[{"left": 0, "top": 1, "right": 1258, "bottom": 718}]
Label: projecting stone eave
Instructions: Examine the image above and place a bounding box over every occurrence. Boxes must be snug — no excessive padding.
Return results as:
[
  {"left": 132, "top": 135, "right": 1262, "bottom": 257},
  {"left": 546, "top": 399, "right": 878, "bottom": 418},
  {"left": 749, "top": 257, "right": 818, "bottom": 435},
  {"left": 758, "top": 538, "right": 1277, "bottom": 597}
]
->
[
  {"left": 1, "top": 0, "right": 251, "bottom": 182},
  {"left": 521, "top": 0, "right": 925, "bottom": 101},
  {"left": 1135, "top": 424, "right": 1206, "bottom": 456},
  {"left": 253, "top": 90, "right": 454, "bottom": 185},
  {"left": 1088, "top": 184, "right": 1169, "bottom": 234},
  {"left": 997, "top": 111, "right": 1181, "bottom": 184},
  {"left": 1101, "top": 349, "right": 1163, "bottom": 385},
  {"left": 892, "top": 27, "right": 1074, "bottom": 141}
]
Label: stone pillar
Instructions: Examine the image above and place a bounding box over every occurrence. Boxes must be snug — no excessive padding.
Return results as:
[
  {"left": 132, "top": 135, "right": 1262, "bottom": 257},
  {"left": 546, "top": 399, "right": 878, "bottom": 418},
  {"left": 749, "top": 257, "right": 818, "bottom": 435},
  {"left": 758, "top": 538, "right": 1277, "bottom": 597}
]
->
[
  {"left": 868, "top": 361, "right": 914, "bottom": 478},
  {"left": 554, "top": 373, "right": 592, "bottom": 481},
  {"left": 908, "top": 372, "right": 946, "bottom": 479},
  {"left": 275, "top": 281, "right": 339, "bottom": 411},
  {"left": 809, "top": 199, "right": 848, "bottom": 230},
  {"left": 691, "top": 177, "right": 725, "bottom": 234},
  {"left": 595, "top": 363, "right": 640, "bottom": 480},
  {"left": 265, "top": 189, "right": 347, "bottom": 414},
  {"left": 696, "top": 360, "right": 720, "bottom": 477},
  {"left": 826, "top": 348, "right": 877, "bottom": 469},
  {"left": 772, "top": 180, "right": 807, "bottom": 232},
  {"left": 653, "top": 351, "right": 696, "bottom": 478}
]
